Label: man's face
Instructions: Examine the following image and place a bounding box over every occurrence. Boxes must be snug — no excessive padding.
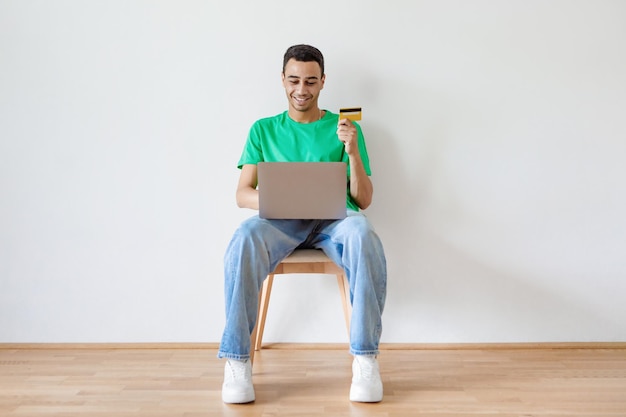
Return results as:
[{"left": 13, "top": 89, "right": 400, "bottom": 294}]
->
[{"left": 282, "top": 58, "right": 325, "bottom": 113}]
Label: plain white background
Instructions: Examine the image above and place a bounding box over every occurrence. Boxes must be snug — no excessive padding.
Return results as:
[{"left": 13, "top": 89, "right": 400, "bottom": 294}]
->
[{"left": 1, "top": 0, "right": 625, "bottom": 344}]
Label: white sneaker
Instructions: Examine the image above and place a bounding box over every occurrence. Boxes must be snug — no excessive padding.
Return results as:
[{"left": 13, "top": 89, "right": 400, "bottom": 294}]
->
[
  {"left": 222, "top": 359, "right": 255, "bottom": 404},
  {"left": 349, "top": 355, "right": 383, "bottom": 402}
]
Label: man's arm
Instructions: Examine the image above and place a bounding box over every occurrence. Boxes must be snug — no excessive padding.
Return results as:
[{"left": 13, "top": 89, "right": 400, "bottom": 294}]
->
[
  {"left": 235, "top": 164, "right": 259, "bottom": 210},
  {"left": 347, "top": 151, "right": 373, "bottom": 210},
  {"left": 337, "top": 119, "right": 373, "bottom": 209}
]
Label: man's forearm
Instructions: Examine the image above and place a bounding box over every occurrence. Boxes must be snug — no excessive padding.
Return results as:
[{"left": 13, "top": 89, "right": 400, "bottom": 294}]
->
[
  {"left": 236, "top": 187, "right": 259, "bottom": 210},
  {"left": 348, "top": 154, "right": 373, "bottom": 209}
]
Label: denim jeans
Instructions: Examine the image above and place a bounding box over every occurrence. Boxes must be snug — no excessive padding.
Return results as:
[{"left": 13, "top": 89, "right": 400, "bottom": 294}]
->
[{"left": 218, "top": 210, "right": 387, "bottom": 360}]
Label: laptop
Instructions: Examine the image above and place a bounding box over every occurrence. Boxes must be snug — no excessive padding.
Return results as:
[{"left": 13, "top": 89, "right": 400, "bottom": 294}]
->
[{"left": 257, "top": 162, "right": 347, "bottom": 220}]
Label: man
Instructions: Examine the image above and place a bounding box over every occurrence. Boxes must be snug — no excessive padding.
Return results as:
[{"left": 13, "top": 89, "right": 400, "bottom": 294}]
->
[{"left": 218, "top": 44, "right": 387, "bottom": 404}]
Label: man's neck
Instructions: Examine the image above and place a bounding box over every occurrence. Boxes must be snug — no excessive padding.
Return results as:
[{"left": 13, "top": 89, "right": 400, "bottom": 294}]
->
[{"left": 288, "top": 108, "right": 322, "bottom": 123}]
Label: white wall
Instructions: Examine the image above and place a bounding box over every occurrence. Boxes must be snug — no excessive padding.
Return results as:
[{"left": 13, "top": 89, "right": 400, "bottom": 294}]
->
[{"left": 1, "top": 0, "right": 625, "bottom": 344}]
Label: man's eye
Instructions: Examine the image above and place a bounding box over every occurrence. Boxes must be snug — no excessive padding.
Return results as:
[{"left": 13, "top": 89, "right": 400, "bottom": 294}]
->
[{"left": 306, "top": 82, "right": 316, "bottom": 86}]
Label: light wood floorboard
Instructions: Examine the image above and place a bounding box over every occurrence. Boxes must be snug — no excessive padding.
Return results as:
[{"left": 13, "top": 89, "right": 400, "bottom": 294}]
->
[{"left": 1, "top": 346, "right": 625, "bottom": 416}]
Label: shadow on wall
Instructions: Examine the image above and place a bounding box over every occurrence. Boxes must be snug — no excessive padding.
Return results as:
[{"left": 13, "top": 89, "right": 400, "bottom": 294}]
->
[
  {"left": 365, "top": 125, "right": 611, "bottom": 341},
  {"left": 361, "top": 81, "right": 451, "bottom": 320},
  {"left": 360, "top": 81, "right": 613, "bottom": 343},
  {"left": 389, "top": 228, "right": 613, "bottom": 342}
]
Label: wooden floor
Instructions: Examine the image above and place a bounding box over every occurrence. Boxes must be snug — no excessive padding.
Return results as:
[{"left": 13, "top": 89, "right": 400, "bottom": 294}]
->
[{"left": 1, "top": 345, "right": 626, "bottom": 416}]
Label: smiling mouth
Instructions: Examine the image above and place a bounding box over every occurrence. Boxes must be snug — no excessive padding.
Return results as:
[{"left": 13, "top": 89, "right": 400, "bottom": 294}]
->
[{"left": 293, "top": 96, "right": 311, "bottom": 105}]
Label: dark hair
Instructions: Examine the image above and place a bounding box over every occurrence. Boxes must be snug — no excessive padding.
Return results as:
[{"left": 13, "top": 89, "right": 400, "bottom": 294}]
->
[{"left": 282, "top": 44, "right": 325, "bottom": 76}]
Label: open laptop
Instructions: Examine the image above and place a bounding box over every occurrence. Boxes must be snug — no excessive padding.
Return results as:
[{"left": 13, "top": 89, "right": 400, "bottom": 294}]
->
[{"left": 257, "top": 162, "right": 347, "bottom": 220}]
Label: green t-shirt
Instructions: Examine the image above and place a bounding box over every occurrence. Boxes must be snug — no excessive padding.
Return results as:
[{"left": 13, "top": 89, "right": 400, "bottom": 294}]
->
[{"left": 238, "top": 110, "right": 371, "bottom": 211}]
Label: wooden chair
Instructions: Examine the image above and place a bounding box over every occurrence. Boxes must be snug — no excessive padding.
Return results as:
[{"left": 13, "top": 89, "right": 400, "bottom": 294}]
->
[{"left": 249, "top": 249, "right": 352, "bottom": 364}]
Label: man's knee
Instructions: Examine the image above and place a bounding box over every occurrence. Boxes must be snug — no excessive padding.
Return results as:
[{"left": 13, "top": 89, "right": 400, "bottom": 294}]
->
[{"left": 344, "top": 215, "right": 379, "bottom": 242}]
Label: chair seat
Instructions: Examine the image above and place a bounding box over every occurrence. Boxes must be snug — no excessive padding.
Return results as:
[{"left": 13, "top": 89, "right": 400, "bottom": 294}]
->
[{"left": 280, "top": 249, "right": 337, "bottom": 263}]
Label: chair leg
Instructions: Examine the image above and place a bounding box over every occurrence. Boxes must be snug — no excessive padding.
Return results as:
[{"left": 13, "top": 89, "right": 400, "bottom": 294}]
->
[
  {"left": 254, "top": 274, "right": 275, "bottom": 352},
  {"left": 336, "top": 274, "right": 352, "bottom": 336},
  {"left": 249, "top": 319, "right": 258, "bottom": 365}
]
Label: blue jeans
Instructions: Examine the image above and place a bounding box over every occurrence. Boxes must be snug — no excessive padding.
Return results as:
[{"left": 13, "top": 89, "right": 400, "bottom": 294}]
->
[{"left": 218, "top": 210, "right": 387, "bottom": 360}]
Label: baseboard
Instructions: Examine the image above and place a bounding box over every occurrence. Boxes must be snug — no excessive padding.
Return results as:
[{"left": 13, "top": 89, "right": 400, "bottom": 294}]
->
[
  {"left": 380, "top": 342, "right": 626, "bottom": 350},
  {"left": 258, "top": 342, "right": 626, "bottom": 350},
  {"left": 1, "top": 342, "right": 625, "bottom": 350},
  {"left": 0, "top": 343, "right": 220, "bottom": 350}
]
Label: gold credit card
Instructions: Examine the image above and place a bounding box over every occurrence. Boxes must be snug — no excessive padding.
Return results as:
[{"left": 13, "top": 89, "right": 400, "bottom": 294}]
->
[{"left": 339, "top": 107, "right": 362, "bottom": 121}]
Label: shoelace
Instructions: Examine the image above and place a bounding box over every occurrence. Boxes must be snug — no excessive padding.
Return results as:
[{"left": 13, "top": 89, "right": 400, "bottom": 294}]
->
[
  {"left": 227, "top": 360, "right": 249, "bottom": 381},
  {"left": 356, "top": 357, "right": 377, "bottom": 380}
]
